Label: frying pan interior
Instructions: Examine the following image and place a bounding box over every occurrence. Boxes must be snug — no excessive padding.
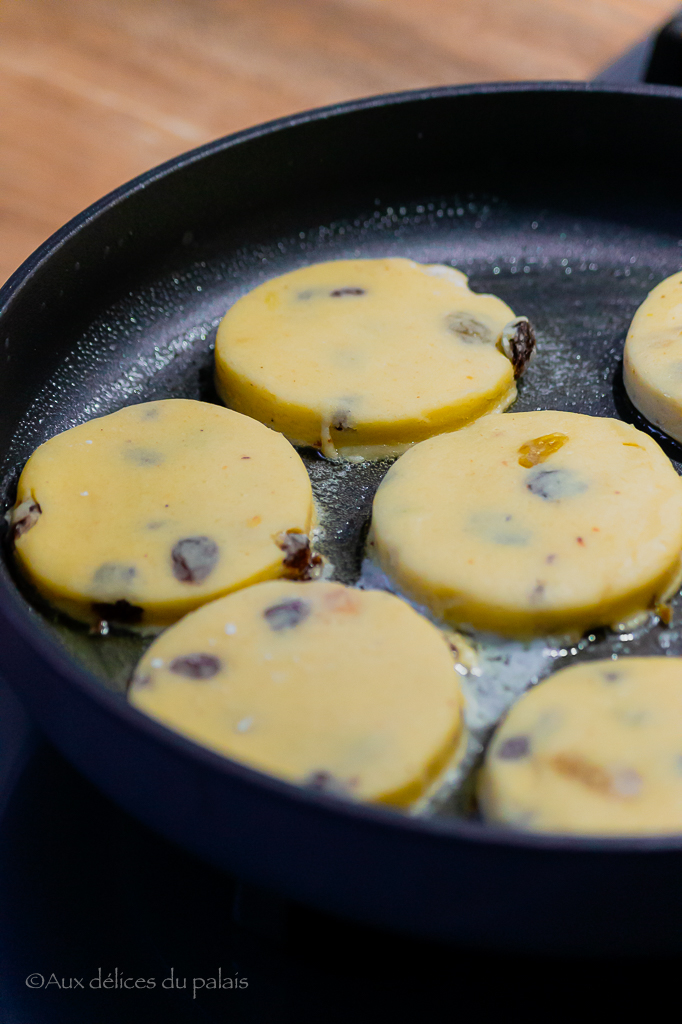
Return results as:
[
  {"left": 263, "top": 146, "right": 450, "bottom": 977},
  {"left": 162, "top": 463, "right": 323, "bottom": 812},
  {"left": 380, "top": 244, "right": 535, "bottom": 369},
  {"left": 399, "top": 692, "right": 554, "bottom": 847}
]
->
[{"left": 4, "top": 83, "right": 682, "bottom": 953}]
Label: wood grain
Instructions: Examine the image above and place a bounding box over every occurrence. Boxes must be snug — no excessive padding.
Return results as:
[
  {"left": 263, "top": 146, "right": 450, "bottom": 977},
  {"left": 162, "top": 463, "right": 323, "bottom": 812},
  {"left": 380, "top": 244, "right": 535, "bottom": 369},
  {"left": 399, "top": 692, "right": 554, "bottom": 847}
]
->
[{"left": 0, "top": 0, "right": 677, "bottom": 284}]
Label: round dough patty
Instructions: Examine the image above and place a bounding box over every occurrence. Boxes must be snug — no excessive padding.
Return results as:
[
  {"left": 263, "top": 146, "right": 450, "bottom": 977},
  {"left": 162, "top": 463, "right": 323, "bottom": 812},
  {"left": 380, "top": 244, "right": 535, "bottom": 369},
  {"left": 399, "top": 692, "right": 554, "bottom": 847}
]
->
[
  {"left": 215, "top": 258, "right": 530, "bottom": 460},
  {"left": 9, "top": 399, "right": 315, "bottom": 627},
  {"left": 624, "top": 270, "right": 682, "bottom": 443},
  {"left": 370, "top": 410, "right": 682, "bottom": 637},
  {"left": 479, "top": 657, "right": 682, "bottom": 835},
  {"left": 130, "top": 579, "right": 464, "bottom": 807}
]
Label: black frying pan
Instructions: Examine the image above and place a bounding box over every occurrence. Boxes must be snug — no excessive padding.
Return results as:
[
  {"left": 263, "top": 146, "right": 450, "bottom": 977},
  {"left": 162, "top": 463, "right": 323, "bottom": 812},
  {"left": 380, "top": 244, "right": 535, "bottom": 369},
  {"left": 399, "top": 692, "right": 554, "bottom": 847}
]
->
[{"left": 4, "top": 82, "right": 682, "bottom": 957}]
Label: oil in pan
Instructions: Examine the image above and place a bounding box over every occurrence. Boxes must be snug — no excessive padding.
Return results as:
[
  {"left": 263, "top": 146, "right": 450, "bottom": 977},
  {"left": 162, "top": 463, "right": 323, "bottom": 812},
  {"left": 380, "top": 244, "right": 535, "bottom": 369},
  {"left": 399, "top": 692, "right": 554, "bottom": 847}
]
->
[{"left": 4, "top": 194, "right": 682, "bottom": 820}]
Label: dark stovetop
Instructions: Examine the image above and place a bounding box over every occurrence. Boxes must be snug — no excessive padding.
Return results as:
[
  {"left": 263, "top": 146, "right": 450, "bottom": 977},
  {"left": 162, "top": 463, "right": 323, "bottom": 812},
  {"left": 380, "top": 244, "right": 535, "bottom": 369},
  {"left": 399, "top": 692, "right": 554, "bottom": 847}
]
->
[{"left": 3, "top": 26, "right": 682, "bottom": 1023}]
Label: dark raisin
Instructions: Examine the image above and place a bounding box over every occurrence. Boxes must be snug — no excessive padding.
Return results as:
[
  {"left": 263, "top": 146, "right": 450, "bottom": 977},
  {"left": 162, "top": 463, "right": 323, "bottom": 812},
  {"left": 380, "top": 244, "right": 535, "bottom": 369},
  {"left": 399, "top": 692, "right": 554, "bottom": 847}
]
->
[
  {"left": 304, "top": 771, "right": 356, "bottom": 796},
  {"left": 11, "top": 499, "right": 42, "bottom": 540},
  {"left": 526, "top": 468, "right": 588, "bottom": 502},
  {"left": 330, "top": 410, "right": 355, "bottom": 432},
  {"left": 276, "top": 530, "right": 322, "bottom": 580},
  {"left": 91, "top": 599, "right": 144, "bottom": 625},
  {"left": 497, "top": 735, "right": 530, "bottom": 760},
  {"left": 470, "top": 510, "right": 530, "bottom": 546},
  {"left": 603, "top": 671, "right": 621, "bottom": 683},
  {"left": 330, "top": 287, "right": 365, "bottom": 297},
  {"left": 171, "top": 536, "right": 219, "bottom": 584},
  {"left": 499, "top": 317, "right": 537, "bottom": 378},
  {"left": 264, "top": 599, "right": 311, "bottom": 631},
  {"left": 93, "top": 563, "right": 136, "bottom": 590},
  {"left": 130, "top": 672, "right": 151, "bottom": 689},
  {"left": 494, "top": 527, "right": 530, "bottom": 546},
  {"left": 445, "top": 312, "right": 493, "bottom": 343},
  {"left": 126, "top": 447, "right": 164, "bottom": 466},
  {"left": 169, "top": 653, "right": 222, "bottom": 679}
]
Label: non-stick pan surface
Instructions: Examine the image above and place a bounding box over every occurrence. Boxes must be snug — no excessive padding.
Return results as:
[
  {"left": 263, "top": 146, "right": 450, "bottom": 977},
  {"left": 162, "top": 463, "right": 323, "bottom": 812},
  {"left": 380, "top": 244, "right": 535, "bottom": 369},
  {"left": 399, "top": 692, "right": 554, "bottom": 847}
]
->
[{"left": 4, "top": 82, "right": 682, "bottom": 955}]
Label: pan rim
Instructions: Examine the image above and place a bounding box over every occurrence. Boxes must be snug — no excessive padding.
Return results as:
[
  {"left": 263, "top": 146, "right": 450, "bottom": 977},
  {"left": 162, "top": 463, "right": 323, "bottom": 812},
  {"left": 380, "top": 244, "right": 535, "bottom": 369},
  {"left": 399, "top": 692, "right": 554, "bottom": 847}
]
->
[
  {"left": 3, "top": 79, "right": 682, "bottom": 857},
  {"left": 2, "top": 77, "right": 682, "bottom": 308}
]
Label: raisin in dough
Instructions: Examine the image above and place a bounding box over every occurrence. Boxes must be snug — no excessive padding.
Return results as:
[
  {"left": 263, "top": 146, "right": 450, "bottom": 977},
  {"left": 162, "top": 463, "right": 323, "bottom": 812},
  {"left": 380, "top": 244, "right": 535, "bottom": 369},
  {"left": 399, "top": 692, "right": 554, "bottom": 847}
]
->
[
  {"left": 624, "top": 269, "right": 682, "bottom": 443},
  {"left": 9, "top": 400, "right": 314, "bottom": 628},
  {"left": 370, "top": 410, "right": 682, "bottom": 637},
  {"left": 480, "top": 657, "right": 682, "bottom": 834},
  {"left": 130, "top": 579, "right": 464, "bottom": 807},
  {"left": 215, "top": 258, "right": 532, "bottom": 461}
]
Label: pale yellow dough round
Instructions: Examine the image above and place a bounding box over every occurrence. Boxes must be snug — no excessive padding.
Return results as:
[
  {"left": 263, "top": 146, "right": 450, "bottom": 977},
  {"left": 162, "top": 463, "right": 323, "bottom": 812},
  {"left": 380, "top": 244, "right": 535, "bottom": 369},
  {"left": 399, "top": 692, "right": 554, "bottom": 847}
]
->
[
  {"left": 370, "top": 410, "right": 682, "bottom": 637},
  {"left": 480, "top": 657, "right": 682, "bottom": 835},
  {"left": 215, "top": 258, "right": 524, "bottom": 460},
  {"left": 130, "top": 580, "right": 464, "bottom": 807},
  {"left": 624, "top": 270, "right": 682, "bottom": 442},
  {"left": 9, "top": 399, "right": 314, "bottom": 627}
]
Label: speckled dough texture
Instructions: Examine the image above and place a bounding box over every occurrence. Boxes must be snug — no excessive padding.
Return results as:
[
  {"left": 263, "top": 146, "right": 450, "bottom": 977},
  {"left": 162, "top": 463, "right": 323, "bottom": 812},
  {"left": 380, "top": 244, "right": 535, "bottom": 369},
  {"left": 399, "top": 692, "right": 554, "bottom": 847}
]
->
[
  {"left": 9, "top": 399, "right": 314, "bottom": 627},
  {"left": 214, "top": 257, "right": 525, "bottom": 460},
  {"left": 624, "top": 269, "right": 682, "bottom": 443},
  {"left": 479, "top": 657, "right": 682, "bottom": 835},
  {"left": 130, "top": 579, "right": 464, "bottom": 807},
  {"left": 370, "top": 410, "right": 682, "bottom": 637}
]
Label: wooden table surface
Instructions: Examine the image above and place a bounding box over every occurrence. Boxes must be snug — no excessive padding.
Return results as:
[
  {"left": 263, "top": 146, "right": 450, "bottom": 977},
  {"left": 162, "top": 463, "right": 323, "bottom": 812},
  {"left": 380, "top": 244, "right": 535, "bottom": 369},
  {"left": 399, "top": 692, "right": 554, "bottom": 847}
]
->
[{"left": 0, "top": 0, "right": 678, "bottom": 286}]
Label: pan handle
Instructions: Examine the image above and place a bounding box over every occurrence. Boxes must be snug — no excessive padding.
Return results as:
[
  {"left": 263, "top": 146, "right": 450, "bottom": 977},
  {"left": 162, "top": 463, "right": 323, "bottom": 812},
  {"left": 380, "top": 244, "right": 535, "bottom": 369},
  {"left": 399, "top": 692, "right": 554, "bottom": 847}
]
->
[{"left": 645, "top": 12, "right": 682, "bottom": 86}]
